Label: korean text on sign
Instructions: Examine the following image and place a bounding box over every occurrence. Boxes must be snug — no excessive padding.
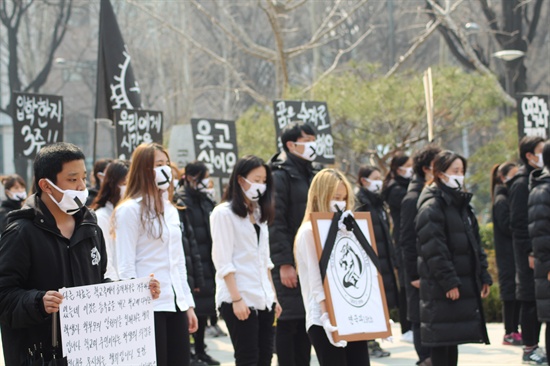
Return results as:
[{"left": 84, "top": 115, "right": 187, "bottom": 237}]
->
[{"left": 191, "top": 119, "right": 238, "bottom": 178}]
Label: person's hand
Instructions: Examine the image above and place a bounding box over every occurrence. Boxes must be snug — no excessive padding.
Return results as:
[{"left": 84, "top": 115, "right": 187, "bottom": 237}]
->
[
  {"left": 149, "top": 274, "right": 161, "bottom": 300},
  {"left": 338, "top": 210, "right": 354, "bottom": 232},
  {"left": 187, "top": 307, "right": 198, "bottom": 333},
  {"left": 43, "top": 291, "right": 64, "bottom": 314},
  {"left": 547, "top": 271, "right": 550, "bottom": 282},
  {"left": 193, "top": 288, "right": 200, "bottom": 293},
  {"left": 274, "top": 301, "right": 282, "bottom": 319},
  {"left": 280, "top": 265, "right": 298, "bottom": 288},
  {"left": 481, "top": 284, "right": 490, "bottom": 298},
  {"left": 446, "top": 287, "right": 460, "bottom": 301},
  {"left": 528, "top": 255, "right": 535, "bottom": 269},
  {"left": 232, "top": 299, "right": 250, "bottom": 321},
  {"left": 320, "top": 312, "right": 347, "bottom": 348},
  {"left": 410, "top": 280, "right": 420, "bottom": 289}
]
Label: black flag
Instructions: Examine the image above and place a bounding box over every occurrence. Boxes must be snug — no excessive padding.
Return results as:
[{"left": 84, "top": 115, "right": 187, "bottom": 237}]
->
[{"left": 95, "top": 0, "right": 142, "bottom": 121}]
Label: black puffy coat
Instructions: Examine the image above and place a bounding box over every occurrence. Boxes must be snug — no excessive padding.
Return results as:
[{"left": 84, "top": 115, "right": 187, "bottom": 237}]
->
[
  {"left": 528, "top": 168, "right": 550, "bottom": 322},
  {"left": 492, "top": 184, "right": 516, "bottom": 301},
  {"left": 0, "top": 198, "right": 23, "bottom": 234},
  {"left": 356, "top": 187, "right": 398, "bottom": 309},
  {"left": 508, "top": 164, "right": 536, "bottom": 301},
  {"left": 416, "top": 184, "right": 491, "bottom": 347},
  {"left": 399, "top": 176, "right": 425, "bottom": 322},
  {"left": 268, "top": 152, "right": 314, "bottom": 320},
  {"left": 174, "top": 185, "right": 216, "bottom": 316}
]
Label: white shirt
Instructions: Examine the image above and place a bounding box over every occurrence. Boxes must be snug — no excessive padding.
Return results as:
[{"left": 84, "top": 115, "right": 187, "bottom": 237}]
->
[
  {"left": 115, "top": 197, "right": 195, "bottom": 312},
  {"left": 95, "top": 202, "right": 118, "bottom": 281},
  {"left": 295, "top": 221, "right": 325, "bottom": 331},
  {"left": 210, "top": 202, "right": 275, "bottom": 310}
]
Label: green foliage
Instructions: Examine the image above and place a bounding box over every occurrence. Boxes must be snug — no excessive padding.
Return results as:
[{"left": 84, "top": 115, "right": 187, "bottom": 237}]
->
[
  {"left": 479, "top": 222, "right": 494, "bottom": 251},
  {"left": 482, "top": 281, "right": 503, "bottom": 322},
  {"left": 235, "top": 104, "right": 277, "bottom": 161}
]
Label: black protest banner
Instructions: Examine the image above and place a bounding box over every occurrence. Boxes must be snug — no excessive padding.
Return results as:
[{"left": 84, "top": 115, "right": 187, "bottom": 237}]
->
[
  {"left": 273, "top": 100, "right": 334, "bottom": 164},
  {"left": 115, "top": 110, "right": 163, "bottom": 159},
  {"left": 517, "top": 94, "right": 549, "bottom": 139},
  {"left": 95, "top": 0, "right": 142, "bottom": 122},
  {"left": 12, "top": 92, "right": 63, "bottom": 159},
  {"left": 191, "top": 119, "right": 238, "bottom": 178}
]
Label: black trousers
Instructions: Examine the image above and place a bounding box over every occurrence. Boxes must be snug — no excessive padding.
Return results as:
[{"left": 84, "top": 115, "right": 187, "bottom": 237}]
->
[
  {"left": 276, "top": 318, "right": 312, "bottom": 366},
  {"left": 412, "top": 322, "right": 431, "bottom": 363},
  {"left": 220, "top": 302, "right": 275, "bottom": 366},
  {"left": 193, "top": 315, "right": 208, "bottom": 355},
  {"left": 154, "top": 310, "right": 190, "bottom": 366},
  {"left": 521, "top": 301, "right": 542, "bottom": 347},
  {"left": 502, "top": 300, "right": 521, "bottom": 334},
  {"left": 398, "top": 285, "right": 412, "bottom": 334},
  {"left": 308, "top": 325, "right": 370, "bottom": 366},
  {"left": 431, "top": 345, "right": 458, "bottom": 366}
]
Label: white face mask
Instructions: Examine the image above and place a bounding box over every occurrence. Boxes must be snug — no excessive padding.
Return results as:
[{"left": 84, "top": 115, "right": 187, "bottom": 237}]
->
[
  {"left": 399, "top": 166, "right": 413, "bottom": 179},
  {"left": 154, "top": 166, "right": 172, "bottom": 191},
  {"left": 198, "top": 178, "right": 211, "bottom": 192},
  {"left": 330, "top": 200, "right": 346, "bottom": 212},
  {"left": 46, "top": 179, "right": 88, "bottom": 215},
  {"left": 293, "top": 141, "right": 317, "bottom": 162},
  {"left": 119, "top": 185, "right": 127, "bottom": 199},
  {"left": 535, "top": 153, "right": 544, "bottom": 169},
  {"left": 7, "top": 190, "right": 27, "bottom": 202},
  {"left": 172, "top": 179, "right": 179, "bottom": 188},
  {"left": 364, "top": 178, "right": 383, "bottom": 193},
  {"left": 443, "top": 174, "right": 464, "bottom": 190},
  {"left": 241, "top": 177, "right": 267, "bottom": 202}
]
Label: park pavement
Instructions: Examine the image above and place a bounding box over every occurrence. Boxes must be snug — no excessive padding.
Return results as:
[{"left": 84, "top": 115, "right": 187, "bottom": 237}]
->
[{"left": 0, "top": 322, "right": 544, "bottom": 365}]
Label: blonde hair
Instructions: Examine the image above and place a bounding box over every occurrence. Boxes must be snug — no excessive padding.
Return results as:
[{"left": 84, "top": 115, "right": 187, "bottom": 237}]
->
[{"left": 302, "top": 168, "right": 355, "bottom": 223}]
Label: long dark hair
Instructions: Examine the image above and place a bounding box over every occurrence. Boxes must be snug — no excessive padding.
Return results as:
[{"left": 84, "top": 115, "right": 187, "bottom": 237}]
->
[
  {"left": 222, "top": 155, "right": 274, "bottom": 224},
  {"left": 184, "top": 161, "right": 209, "bottom": 188},
  {"left": 383, "top": 152, "right": 410, "bottom": 190},
  {"left": 357, "top": 165, "right": 380, "bottom": 186},
  {"left": 2, "top": 174, "right": 26, "bottom": 191},
  {"left": 432, "top": 150, "right": 467, "bottom": 188},
  {"left": 490, "top": 162, "right": 516, "bottom": 202},
  {"left": 90, "top": 160, "right": 130, "bottom": 210}
]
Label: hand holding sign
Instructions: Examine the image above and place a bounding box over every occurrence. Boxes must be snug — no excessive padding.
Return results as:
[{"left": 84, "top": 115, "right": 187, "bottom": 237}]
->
[
  {"left": 43, "top": 290, "right": 64, "bottom": 314},
  {"left": 148, "top": 273, "right": 160, "bottom": 300}
]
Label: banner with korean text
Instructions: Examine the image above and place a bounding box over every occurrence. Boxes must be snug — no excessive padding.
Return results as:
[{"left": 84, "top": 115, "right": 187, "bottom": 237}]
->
[
  {"left": 115, "top": 109, "right": 163, "bottom": 159},
  {"left": 59, "top": 277, "right": 156, "bottom": 365}
]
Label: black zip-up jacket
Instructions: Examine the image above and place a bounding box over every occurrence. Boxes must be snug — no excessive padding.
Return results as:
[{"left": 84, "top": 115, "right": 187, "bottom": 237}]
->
[
  {"left": 0, "top": 195, "right": 108, "bottom": 366},
  {"left": 416, "top": 184, "right": 491, "bottom": 347},
  {"left": 507, "top": 164, "right": 536, "bottom": 301},
  {"left": 528, "top": 168, "right": 550, "bottom": 321},
  {"left": 492, "top": 184, "right": 516, "bottom": 301},
  {"left": 0, "top": 198, "right": 23, "bottom": 233}
]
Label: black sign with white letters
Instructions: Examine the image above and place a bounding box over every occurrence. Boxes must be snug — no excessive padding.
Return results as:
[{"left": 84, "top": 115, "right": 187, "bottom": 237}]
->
[
  {"left": 191, "top": 119, "right": 238, "bottom": 178},
  {"left": 115, "top": 109, "right": 163, "bottom": 159},
  {"left": 517, "top": 94, "right": 549, "bottom": 139}
]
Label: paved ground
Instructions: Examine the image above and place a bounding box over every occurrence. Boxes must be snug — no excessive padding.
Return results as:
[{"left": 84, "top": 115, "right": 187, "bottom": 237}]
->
[{"left": 0, "top": 322, "right": 545, "bottom": 365}]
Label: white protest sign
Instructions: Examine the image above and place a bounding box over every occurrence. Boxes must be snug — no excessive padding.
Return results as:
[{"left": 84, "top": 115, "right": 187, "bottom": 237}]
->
[{"left": 59, "top": 277, "right": 156, "bottom": 366}]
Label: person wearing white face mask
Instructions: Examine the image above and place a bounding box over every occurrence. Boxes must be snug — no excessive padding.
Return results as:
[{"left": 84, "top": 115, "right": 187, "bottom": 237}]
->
[
  {"left": 0, "top": 174, "right": 27, "bottom": 233},
  {"left": 416, "top": 150, "right": 492, "bottom": 366},
  {"left": 381, "top": 152, "right": 413, "bottom": 343},
  {"left": 210, "top": 155, "right": 282, "bottom": 366},
  {"left": 114, "top": 143, "right": 196, "bottom": 366},
  {"left": 174, "top": 161, "right": 221, "bottom": 366},
  {"left": 355, "top": 166, "right": 395, "bottom": 359},
  {"left": 89, "top": 159, "right": 130, "bottom": 282},
  {"left": 0, "top": 143, "right": 147, "bottom": 366},
  {"left": 268, "top": 122, "right": 317, "bottom": 365},
  {"left": 295, "top": 168, "right": 371, "bottom": 366}
]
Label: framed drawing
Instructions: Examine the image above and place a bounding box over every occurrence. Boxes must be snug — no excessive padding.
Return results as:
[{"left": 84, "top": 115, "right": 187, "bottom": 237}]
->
[{"left": 310, "top": 212, "right": 392, "bottom": 342}]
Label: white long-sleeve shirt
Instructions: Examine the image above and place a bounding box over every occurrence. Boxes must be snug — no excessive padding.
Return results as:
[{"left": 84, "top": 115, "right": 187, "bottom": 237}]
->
[
  {"left": 210, "top": 202, "right": 275, "bottom": 310},
  {"left": 295, "top": 221, "right": 325, "bottom": 331},
  {"left": 115, "top": 197, "right": 195, "bottom": 312},
  {"left": 95, "top": 202, "right": 118, "bottom": 281}
]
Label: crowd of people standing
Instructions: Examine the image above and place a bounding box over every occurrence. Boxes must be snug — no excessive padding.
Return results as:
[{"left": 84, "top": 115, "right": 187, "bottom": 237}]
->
[{"left": 0, "top": 125, "right": 548, "bottom": 366}]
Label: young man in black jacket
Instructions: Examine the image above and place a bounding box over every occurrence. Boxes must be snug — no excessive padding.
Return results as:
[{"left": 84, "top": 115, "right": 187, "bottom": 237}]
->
[
  {"left": 269, "top": 122, "right": 316, "bottom": 366},
  {"left": 0, "top": 143, "right": 111, "bottom": 365},
  {"left": 508, "top": 136, "right": 547, "bottom": 365}
]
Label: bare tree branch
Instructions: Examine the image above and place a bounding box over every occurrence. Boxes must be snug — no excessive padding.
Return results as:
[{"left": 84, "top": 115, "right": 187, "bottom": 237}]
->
[{"left": 527, "top": 0, "right": 544, "bottom": 43}]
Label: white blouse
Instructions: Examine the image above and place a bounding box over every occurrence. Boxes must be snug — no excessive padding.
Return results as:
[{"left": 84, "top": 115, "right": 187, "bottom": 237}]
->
[
  {"left": 295, "top": 221, "right": 325, "bottom": 331},
  {"left": 115, "top": 197, "right": 195, "bottom": 312},
  {"left": 95, "top": 202, "right": 118, "bottom": 281},
  {"left": 210, "top": 202, "right": 275, "bottom": 310}
]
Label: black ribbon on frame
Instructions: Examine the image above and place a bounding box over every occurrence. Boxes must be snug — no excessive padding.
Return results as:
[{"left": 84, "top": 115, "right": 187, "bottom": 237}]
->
[{"left": 319, "top": 209, "right": 381, "bottom": 283}]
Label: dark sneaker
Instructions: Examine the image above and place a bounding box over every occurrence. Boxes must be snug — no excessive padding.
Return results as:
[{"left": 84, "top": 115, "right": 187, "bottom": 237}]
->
[
  {"left": 522, "top": 347, "right": 547, "bottom": 365},
  {"left": 503, "top": 333, "right": 522, "bottom": 346},
  {"left": 418, "top": 358, "right": 432, "bottom": 366},
  {"left": 196, "top": 353, "right": 221, "bottom": 366},
  {"left": 368, "top": 340, "right": 391, "bottom": 358}
]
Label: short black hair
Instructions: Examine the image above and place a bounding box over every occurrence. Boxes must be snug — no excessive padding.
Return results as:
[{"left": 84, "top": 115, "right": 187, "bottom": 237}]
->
[
  {"left": 543, "top": 140, "right": 550, "bottom": 170},
  {"left": 33, "top": 142, "right": 86, "bottom": 194},
  {"left": 281, "top": 122, "right": 316, "bottom": 153},
  {"left": 412, "top": 144, "right": 442, "bottom": 179},
  {"left": 185, "top": 161, "right": 208, "bottom": 184},
  {"left": 519, "top": 136, "right": 544, "bottom": 165}
]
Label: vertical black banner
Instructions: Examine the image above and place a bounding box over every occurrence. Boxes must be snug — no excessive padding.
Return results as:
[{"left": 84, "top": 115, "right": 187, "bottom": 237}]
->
[
  {"left": 273, "top": 100, "right": 334, "bottom": 164},
  {"left": 517, "top": 94, "right": 549, "bottom": 139},
  {"left": 12, "top": 92, "right": 64, "bottom": 159},
  {"left": 191, "top": 119, "right": 238, "bottom": 178},
  {"left": 115, "top": 110, "right": 163, "bottom": 159},
  {"left": 95, "top": 0, "right": 142, "bottom": 121}
]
